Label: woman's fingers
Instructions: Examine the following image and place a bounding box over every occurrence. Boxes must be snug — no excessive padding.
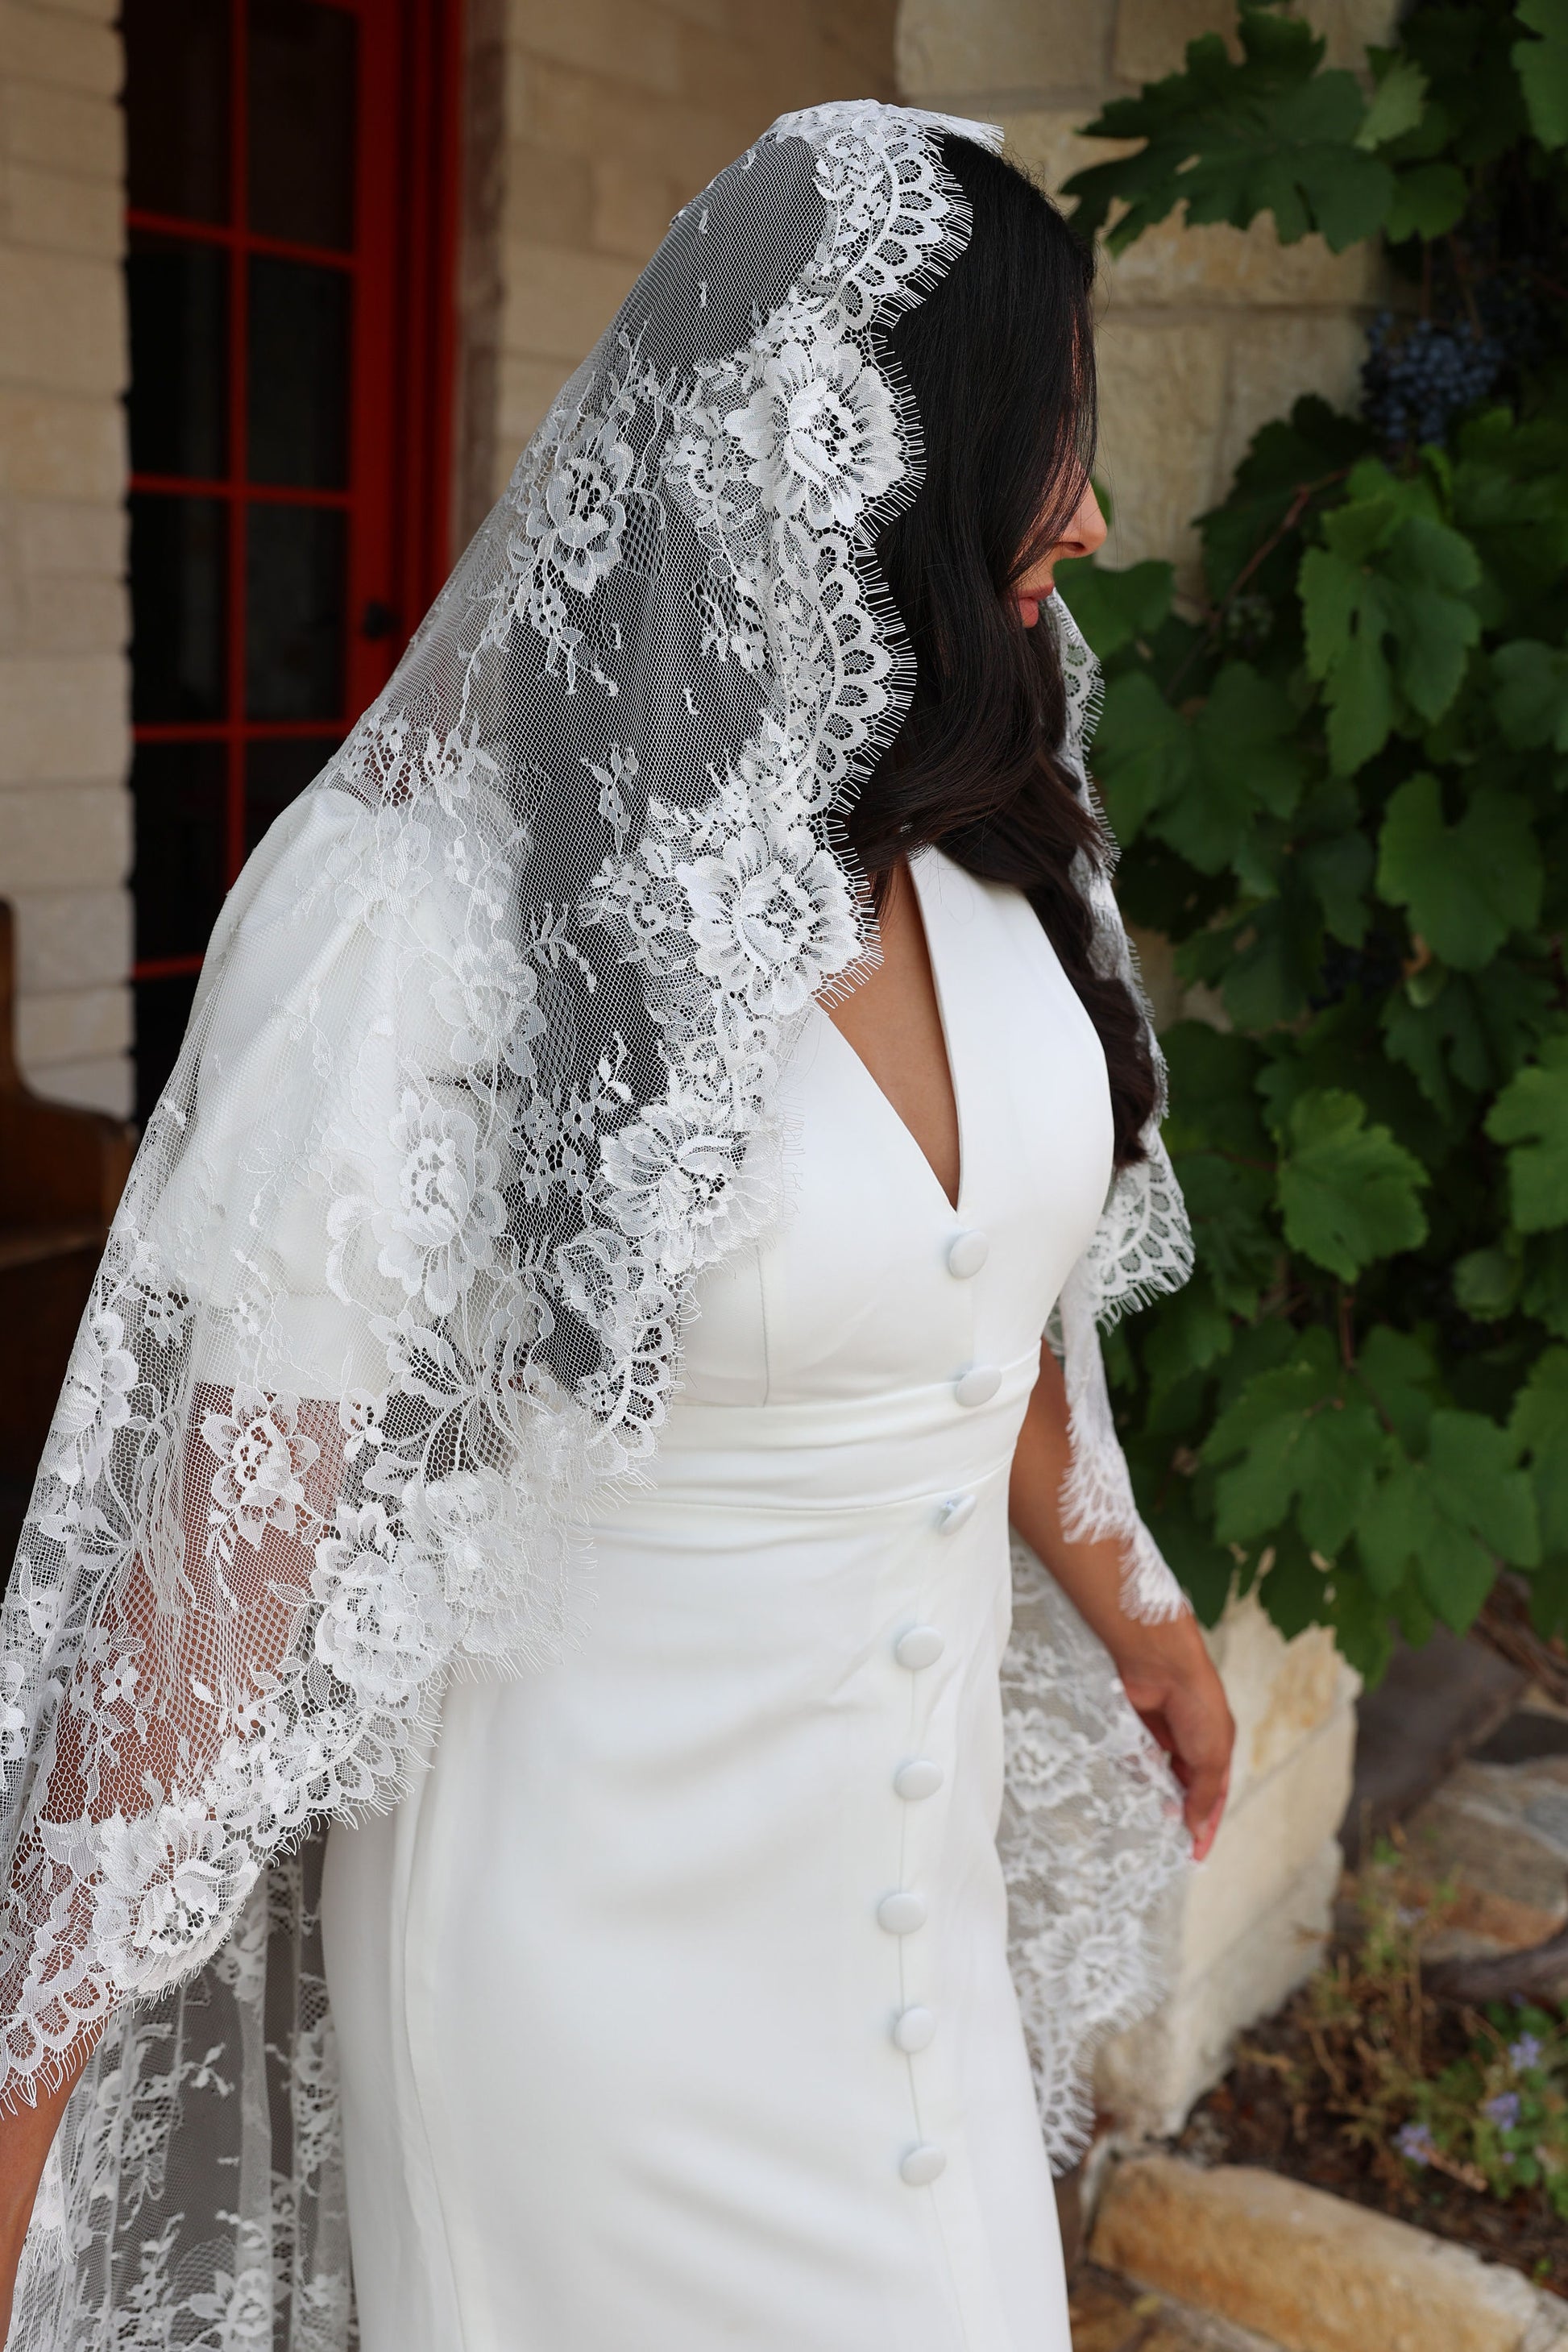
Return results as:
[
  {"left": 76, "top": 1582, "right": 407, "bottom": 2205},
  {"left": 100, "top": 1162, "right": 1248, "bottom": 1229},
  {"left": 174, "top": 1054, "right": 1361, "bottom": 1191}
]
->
[
  {"left": 1117, "top": 1623, "right": 1236, "bottom": 1859},
  {"left": 1167, "top": 1680, "right": 1233, "bottom": 1856}
]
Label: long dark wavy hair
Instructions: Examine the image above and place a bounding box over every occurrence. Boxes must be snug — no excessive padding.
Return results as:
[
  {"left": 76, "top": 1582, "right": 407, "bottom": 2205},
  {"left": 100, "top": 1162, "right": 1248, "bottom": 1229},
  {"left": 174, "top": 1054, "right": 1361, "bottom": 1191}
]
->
[{"left": 852, "top": 135, "right": 1157, "bottom": 1170}]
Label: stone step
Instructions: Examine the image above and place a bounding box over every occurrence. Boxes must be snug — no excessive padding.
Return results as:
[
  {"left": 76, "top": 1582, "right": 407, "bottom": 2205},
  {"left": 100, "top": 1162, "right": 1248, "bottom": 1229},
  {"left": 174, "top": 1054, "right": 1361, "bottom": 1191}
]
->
[
  {"left": 1089, "top": 2155, "right": 1568, "bottom": 2352},
  {"left": 1071, "top": 2263, "right": 1285, "bottom": 2350}
]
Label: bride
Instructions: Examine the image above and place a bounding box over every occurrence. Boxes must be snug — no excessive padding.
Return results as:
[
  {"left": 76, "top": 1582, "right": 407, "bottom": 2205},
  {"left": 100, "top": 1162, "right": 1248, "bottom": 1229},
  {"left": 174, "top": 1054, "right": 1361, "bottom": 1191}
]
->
[{"left": 0, "top": 102, "right": 1230, "bottom": 2350}]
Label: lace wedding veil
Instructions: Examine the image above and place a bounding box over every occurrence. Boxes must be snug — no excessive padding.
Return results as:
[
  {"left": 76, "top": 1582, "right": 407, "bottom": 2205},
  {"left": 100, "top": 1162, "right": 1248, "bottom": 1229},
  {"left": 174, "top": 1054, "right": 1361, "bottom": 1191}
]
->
[{"left": 1, "top": 101, "right": 1191, "bottom": 2348}]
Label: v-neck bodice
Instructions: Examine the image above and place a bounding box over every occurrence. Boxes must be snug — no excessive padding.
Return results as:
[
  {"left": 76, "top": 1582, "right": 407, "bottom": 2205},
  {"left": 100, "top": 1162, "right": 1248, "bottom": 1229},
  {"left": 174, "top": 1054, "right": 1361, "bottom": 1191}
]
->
[
  {"left": 674, "top": 846, "right": 1114, "bottom": 1418},
  {"left": 816, "top": 849, "right": 966, "bottom": 1219}
]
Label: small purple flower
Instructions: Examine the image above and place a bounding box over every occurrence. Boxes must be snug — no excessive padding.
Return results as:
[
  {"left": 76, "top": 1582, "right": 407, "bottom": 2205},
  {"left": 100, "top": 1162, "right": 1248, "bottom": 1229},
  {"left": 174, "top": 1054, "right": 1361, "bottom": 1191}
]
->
[
  {"left": 1396, "top": 2122, "right": 1435, "bottom": 2167},
  {"left": 1508, "top": 2034, "right": 1544, "bottom": 2072},
  {"left": 1483, "top": 2092, "right": 1520, "bottom": 2130}
]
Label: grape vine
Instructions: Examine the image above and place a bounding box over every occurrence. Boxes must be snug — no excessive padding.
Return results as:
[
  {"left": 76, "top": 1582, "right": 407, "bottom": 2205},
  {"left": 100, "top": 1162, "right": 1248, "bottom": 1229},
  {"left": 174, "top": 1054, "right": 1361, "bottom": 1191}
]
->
[{"left": 1056, "top": 0, "right": 1568, "bottom": 1677}]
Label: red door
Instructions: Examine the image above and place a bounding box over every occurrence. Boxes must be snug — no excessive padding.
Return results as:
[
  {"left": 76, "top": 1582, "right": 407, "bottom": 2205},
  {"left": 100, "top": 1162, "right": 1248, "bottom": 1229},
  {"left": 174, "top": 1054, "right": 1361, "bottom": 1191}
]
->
[{"left": 122, "top": 0, "right": 463, "bottom": 1122}]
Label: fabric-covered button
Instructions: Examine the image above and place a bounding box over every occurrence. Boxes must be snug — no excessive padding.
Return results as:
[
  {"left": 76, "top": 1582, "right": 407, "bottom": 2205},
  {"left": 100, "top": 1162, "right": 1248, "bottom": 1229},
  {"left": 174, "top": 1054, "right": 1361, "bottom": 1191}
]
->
[
  {"left": 877, "top": 1889, "right": 927, "bottom": 1935},
  {"left": 894, "top": 1624, "right": 944, "bottom": 1670},
  {"left": 892, "top": 2005, "right": 936, "bottom": 2053},
  {"left": 935, "top": 1492, "right": 975, "bottom": 1536},
  {"left": 893, "top": 1757, "right": 944, "bottom": 1801},
  {"left": 946, "top": 1229, "right": 989, "bottom": 1280},
  {"left": 900, "top": 2143, "right": 947, "bottom": 2186},
  {"left": 953, "top": 1363, "right": 1001, "bottom": 1408}
]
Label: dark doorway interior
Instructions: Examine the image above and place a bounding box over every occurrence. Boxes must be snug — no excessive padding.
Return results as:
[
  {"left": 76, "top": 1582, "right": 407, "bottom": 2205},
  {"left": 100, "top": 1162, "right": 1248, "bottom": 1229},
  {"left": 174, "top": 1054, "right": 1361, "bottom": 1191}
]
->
[{"left": 122, "top": 0, "right": 462, "bottom": 1125}]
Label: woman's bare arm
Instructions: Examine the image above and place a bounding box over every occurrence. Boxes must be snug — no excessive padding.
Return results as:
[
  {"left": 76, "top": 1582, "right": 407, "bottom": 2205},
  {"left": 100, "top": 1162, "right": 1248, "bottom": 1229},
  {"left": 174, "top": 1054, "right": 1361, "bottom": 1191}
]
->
[
  {"left": 1010, "top": 1341, "right": 1234, "bottom": 1858},
  {"left": 0, "top": 2045, "right": 89, "bottom": 2337}
]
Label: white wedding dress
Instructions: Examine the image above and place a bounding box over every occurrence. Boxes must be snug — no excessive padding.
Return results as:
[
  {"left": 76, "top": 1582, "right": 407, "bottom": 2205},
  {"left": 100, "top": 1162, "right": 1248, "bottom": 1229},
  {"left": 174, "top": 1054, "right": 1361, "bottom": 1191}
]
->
[{"left": 320, "top": 844, "right": 1113, "bottom": 2352}]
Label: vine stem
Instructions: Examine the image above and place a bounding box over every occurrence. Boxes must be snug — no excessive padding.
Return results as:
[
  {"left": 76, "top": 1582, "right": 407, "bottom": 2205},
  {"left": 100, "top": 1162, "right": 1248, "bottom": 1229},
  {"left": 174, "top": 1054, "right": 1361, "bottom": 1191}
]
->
[
  {"left": 1445, "top": 232, "right": 1485, "bottom": 340},
  {"left": 1164, "top": 466, "right": 1351, "bottom": 701}
]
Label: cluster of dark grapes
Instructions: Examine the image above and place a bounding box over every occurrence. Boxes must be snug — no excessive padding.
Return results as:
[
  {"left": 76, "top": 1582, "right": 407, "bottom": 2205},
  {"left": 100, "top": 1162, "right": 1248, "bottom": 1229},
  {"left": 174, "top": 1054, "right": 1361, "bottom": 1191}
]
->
[{"left": 1359, "top": 309, "right": 1505, "bottom": 450}]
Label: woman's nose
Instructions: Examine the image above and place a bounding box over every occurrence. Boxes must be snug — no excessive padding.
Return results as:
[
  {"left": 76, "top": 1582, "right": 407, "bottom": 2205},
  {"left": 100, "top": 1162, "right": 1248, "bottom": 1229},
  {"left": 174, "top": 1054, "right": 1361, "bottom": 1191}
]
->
[{"left": 1060, "top": 482, "right": 1107, "bottom": 562}]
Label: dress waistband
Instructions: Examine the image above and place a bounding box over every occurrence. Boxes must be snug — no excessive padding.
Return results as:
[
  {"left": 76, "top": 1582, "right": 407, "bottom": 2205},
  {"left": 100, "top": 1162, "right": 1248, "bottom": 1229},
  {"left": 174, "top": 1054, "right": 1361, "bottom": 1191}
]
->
[{"left": 608, "top": 1348, "right": 1042, "bottom": 1516}]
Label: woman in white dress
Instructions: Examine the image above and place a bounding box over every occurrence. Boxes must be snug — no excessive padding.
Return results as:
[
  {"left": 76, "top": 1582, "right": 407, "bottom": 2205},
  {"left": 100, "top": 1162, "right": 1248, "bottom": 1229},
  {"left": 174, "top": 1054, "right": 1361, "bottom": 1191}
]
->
[{"left": 0, "top": 105, "right": 1230, "bottom": 2351}]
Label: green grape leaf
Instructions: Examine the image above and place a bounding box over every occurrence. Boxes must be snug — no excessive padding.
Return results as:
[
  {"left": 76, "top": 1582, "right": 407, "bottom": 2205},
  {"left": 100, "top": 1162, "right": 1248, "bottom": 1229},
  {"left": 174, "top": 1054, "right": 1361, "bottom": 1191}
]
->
[
  {"left": 1258, "top": 1527, "right": 1334, "bottom": 1641},
  {"left": 1355, "top": 1410, "right": 1540, "bottom": 1627},
  {"left": 1146, "top": 1482, "right": 1235, "bottom": 1628},
  {"left": 1381, "top": 960, "right": 1557, "bottom": 1119},
  {"left": 1385, "top": 160, "right": 1469, "bottom": 240},
  {"left": 1153, "top": 662, "right": 1312, "bottom": 873},
  {"left": 1322, "top": 1569, "right": 1396, "bottom": 1684},
  {"left": 1527, "top": 1553, "right": 1568, "bottom": 1641},
  {"left": 1276, "top": 1088, "right": 1429, "bottom": 1280},
  {"left": 1064, "top": 10, "right": 1392, "bottom": 254},
  {"left": 1300, "top": 471, "right": 1481, "bottom": 773},
  {"left": 1376, "top": 776, "right": 1541, "bottom": 970},
  {"left": 1523, "top": 1230, "right": 1568, "bottom": 1339},
  {"left": 1389, "top": 516, "right": 1487, "bottom": 711},
  {"left": 1513, "top": 0, "right": 1568, "bottom": 148},
  {"left": 1162, "top": 1023, "right": 1284, "bottom": 1315},
  {"left": 1164, "top": 1023, "right": 1271, "bottom": 1158},
  {"left": 1142, "top": 1276, "right": 1235, "bottom": 1400},
  {"left": 1052, "top": 558, "right": 1174, "bottom": 660},
  {"left": 1491, "top": 639, "right": 1568, "bottom": 752},
  {"left": 1202, "top": 1329, "right": 1387, "bottom": 1557},
  {"left": 1299, "top": 556, "right": 1400, "bottom": 772},
  {"left": 1356, "top": 1325, "right": 1440, "bottom": 1454},
  {"left": 1355, "top": 56, "right": 1429, "bottom": 149},
  {"left": 1171, "top": 1152, "right": 1279, "bottom": 1319},
  {"left": 1299, "top": 828, "right": 1374, "bottom": 947},
  {"left": 1487, "top": 1034, "right": 1568, "bottom": 1233},
  {"left": 1511, "top": 1346, "right": 1568, "bottom": 1555},
  {"left": 1454, "top": 1243, "right": 1521, "bottom": 1321},
  {"left": 1200, "top": 396, "right": 1374, "bottom": 607},
  {"left": 1188, "top": 881, "right": 1325, "bottom": 1031},
  {"left": 1090, "top": 670, "right": 1194, "bottom": 839}
]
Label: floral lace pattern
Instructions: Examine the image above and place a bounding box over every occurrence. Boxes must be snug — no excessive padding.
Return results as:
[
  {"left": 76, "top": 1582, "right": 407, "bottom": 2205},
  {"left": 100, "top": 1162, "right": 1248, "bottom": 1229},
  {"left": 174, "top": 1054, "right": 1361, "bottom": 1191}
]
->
[
  {"left": 1000, "top": 1540, "right": 1190, "bottom": 2165},
  {"left": 2, "top": 102, "right": 1193, "bottom": 2347},
  {"left": 9, "top": 1846, "right": 351, "bottom": 2351},
  {"left": 1047, "top": 595, "right": 1193, "bottom": 1620}
]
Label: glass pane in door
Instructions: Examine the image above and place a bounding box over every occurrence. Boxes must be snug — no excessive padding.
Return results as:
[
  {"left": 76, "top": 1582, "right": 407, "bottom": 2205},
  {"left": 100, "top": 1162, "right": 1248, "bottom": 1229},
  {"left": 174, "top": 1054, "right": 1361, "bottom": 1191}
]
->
[
  {"left": 245, "top": 505, "right": 347, "bottom": 719},
  {"left": 129, "top": 495, "right": 228, "bottom": 722},
  {"left": 122, "top": 0, "right": 231, "bottom": 224},
  {"left": 247, "top": 0, "right": 358, "bottom": 249},
  {"left": 247, "top": 256, "right": 351, "bottom": 487},
  {"left": 131, "top": 741, "right": 230, "bottom": 963},
  {"left": 127, "top": 235, "right": 228, "bottom": 479}
]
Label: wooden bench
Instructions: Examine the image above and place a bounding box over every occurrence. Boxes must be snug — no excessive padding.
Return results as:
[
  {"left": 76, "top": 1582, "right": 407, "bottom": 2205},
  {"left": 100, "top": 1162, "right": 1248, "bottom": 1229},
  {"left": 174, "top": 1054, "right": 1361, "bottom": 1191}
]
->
[{"left": 0, "top": 902, "right": 135, "bottom": 1565}]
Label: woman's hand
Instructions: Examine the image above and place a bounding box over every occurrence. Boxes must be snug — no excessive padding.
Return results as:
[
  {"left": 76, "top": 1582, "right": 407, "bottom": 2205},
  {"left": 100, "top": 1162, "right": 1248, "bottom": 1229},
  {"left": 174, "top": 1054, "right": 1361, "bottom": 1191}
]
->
[
  {"left": 1096, "top": 1607, "right": 1232, "bottom": 1860},
  {"left": 1010, "top": 1341, "right": 1235, "bottom": 1860}
]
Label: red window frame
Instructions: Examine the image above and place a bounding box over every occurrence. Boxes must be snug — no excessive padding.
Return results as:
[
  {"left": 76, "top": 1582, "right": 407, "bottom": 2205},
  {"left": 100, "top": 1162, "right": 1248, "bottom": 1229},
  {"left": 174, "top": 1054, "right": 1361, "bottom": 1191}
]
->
[{"left": 127, "top": 0, "right": 464, "bottom": 990}]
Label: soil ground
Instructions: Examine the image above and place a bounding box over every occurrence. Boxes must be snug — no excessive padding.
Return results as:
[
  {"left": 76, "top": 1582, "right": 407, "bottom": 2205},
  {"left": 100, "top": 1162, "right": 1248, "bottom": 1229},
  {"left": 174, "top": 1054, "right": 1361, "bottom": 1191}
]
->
[{"left": 1171, "top": 1994, "right": 1568, "bottom": 2300}]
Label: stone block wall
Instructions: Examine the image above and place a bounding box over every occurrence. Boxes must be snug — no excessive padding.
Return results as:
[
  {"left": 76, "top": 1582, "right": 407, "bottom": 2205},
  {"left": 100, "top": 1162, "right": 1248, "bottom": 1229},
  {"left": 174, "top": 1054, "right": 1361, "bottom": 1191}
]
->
[
  {"left": 0, "top": 0, "right": 131, "bottom": 1116},
  {"left": 453, "top": 0, "right": 898, "bottom": 540}
]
